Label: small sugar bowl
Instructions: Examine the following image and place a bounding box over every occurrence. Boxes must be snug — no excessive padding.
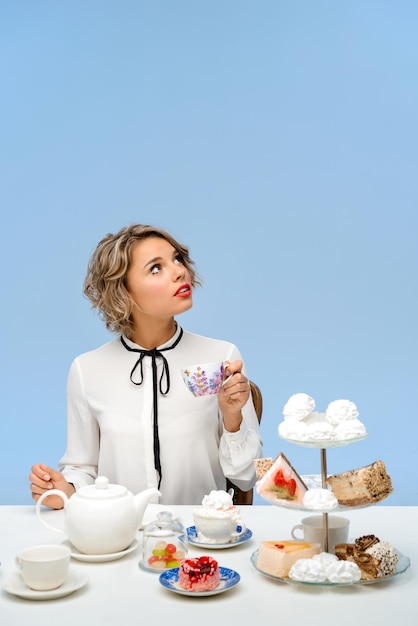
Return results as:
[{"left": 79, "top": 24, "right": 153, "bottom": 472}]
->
[{"left": 140, "top": 511, "right": 188, "bottom": 572}]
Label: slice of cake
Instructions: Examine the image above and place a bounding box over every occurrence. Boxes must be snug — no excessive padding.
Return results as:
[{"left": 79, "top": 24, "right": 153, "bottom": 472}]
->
[
  {"left": 256, "top": 452, "right": 308, "bottom": 504},
  {"left": 178, "top": 556, "right": 220, "bottom": 591},
  {"left": 257, "top": 540, "right": 321, "bottom": 578},
  {"left": 335, "top": 535, "right": 399, "bottom": 580},
  {"left": 327, "top": 460, "right": 393, "bottom": 506},
  {"left": 254, "top": 457, "right": 273, "bottom": 479}
]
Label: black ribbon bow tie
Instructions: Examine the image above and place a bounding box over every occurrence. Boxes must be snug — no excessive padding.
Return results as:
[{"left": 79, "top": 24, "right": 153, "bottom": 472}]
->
[{"left": 120, "top": 328, "right": 183, "bottom": 489}]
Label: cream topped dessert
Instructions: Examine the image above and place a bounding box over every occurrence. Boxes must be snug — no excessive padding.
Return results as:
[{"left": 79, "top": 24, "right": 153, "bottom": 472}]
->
[
  {"left": 201, "top": 490, "right": 234, "bottom": 510},
  {"left": 193, "top": 490, "right": 246, "bottom": 544}
]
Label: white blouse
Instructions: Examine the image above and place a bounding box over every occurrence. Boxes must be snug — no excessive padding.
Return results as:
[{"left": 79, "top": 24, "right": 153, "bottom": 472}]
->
[{"left": 58, "top": 326, "right": 263, "bottom": 504}]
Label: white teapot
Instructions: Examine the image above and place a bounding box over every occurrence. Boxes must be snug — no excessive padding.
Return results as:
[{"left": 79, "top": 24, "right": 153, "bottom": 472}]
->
[{"left": 36, "top": 476, "right": 160, "bottom": 555}]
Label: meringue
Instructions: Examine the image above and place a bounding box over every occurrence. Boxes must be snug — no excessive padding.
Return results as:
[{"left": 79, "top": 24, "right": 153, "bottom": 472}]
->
[
  {"left": 325, "top": 399, "right": 359, "bottom": 425},
  {"left": 289, "top": 558, "right": 327, "bottom": 583},
  {"left": 326, "top": 560, "right": 362, "bottom": 583},
  {"left": 289, "top": 552, "right": 362, "bottom": 583},
  {"left": 279, "top": 394, "right": 367, "bottom": 443},
  {"left": 303, "top": 488, "right": 338, "bottom": 510},
  {"left": 283, "top": 393, "right": 315, "bottom": 421}
]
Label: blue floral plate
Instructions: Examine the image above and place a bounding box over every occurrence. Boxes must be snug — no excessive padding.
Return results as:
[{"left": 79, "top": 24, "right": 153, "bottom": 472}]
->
[
  {"left": 186, "top": 526, "right": 253, "bottom": 549},
  {"left": 159, "top": 566, "right": 240, "bottom": 596}
]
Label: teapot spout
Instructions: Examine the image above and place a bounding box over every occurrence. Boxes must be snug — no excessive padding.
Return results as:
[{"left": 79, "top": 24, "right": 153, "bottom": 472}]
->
[{"left": 134, "top": 487, "right": 161, "bottom": 527}]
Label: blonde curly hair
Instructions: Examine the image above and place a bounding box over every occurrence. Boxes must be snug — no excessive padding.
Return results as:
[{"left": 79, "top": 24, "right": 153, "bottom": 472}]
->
[{"left": 83, "top": 224, "right": 201, "bottom": 338}]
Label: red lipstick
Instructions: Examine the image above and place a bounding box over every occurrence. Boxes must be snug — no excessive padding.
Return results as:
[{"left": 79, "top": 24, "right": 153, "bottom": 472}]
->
[{"left": 174, "top": 283, "right": 192, "bottom": 297}]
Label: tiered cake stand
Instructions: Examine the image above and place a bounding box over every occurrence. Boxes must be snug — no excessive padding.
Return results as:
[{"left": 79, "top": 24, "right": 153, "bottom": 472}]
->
[
  {"left": 253, "top": 432, "right": 411, "bottom": 586},
  {"left": 279, "top": 433, "right": 370, "bottom": 552}
]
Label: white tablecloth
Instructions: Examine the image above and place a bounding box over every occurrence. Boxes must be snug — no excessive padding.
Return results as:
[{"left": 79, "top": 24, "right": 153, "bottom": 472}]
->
[{"left": 1, "top": 505, "right": 416, "bottom": 625}]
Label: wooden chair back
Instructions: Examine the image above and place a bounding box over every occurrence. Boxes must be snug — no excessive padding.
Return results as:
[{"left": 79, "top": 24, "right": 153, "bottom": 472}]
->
[{"left": 226, "top": 380, "right": 263, "bottom": 505}]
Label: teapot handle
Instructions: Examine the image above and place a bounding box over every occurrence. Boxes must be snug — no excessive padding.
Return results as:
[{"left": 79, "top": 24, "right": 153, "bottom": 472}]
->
[{"left": 35, "top": 489, "right": 69, "bottom": 533}]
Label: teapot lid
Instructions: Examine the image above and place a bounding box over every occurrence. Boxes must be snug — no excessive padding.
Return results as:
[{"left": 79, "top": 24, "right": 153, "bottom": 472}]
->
[{"left": 78, "top": 476, "right": 128, "bottom": 499}]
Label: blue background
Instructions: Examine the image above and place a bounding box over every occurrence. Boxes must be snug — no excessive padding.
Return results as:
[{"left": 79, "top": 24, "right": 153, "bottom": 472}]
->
[{"left": 1, "top": 1, "right": 417, "bottom": 506}]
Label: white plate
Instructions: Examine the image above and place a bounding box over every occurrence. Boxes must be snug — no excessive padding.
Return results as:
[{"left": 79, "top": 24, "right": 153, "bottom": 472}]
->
[
  {"left": 186, "top": 526, "right": 253, "bottom": 549},
  {"left": 2, "top": 567, "right": 88, "bottom": 600},
  {"left": 159, "top": 565, "right": 240, "bottom": 596},
  {"left": 61, "top": 538, "right": 139, "bottom": 562},
  {"left": 250, "top": 549, "right": 411, "bottom": 586},
  {"left": 140, "top": 504, "right": 178, "bottom": 529}
]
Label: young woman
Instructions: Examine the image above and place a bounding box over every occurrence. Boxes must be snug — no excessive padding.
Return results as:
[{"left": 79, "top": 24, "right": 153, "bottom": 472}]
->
[{"left": 29, "top": 224, "right": 263, "bottom": 507}]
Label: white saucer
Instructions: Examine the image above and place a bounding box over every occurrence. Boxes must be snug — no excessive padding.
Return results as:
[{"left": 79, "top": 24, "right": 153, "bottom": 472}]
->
[
  {"left": 2, "top": 567, "right": 88, "bottom": 600},
  {"left": 140, "top": 504, "right": 178, "bottom": 529},
  {"left": 62, "top": 538, "right": 139, "bottom": 562},
  {"left": 186, "top": 526, "right": 253, "bottom": 549}
]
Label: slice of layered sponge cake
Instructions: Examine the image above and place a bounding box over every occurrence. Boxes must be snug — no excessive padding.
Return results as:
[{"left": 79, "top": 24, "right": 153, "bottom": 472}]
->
[
  {"left": 326, "top": 460, "right": 393, "bottom": 506},
  {"left": 256, "top": 452, "right": 308, "bottom": 504},
  {"left": 257, "top": 541, "right": 321, "bottom": 578}
]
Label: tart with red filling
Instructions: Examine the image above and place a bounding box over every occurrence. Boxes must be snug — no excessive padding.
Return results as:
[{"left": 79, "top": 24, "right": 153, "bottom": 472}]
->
[{"left": 178, "top": 556, "right": 220, "bottom": 591}]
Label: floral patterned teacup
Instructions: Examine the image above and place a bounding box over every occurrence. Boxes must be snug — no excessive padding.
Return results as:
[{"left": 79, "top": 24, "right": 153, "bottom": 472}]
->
[{"left": 181, "top": 361, "right": 224, "bottom": 396}]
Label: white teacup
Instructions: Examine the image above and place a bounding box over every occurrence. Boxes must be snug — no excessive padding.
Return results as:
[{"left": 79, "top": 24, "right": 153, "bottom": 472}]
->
[
  {"left": 291, "top": 515, "right": 350, "bottom": 553},
  {"left": 15, "top": 544, "right": 71, "bottom": 591},
  {"left": 193, "top": 506, "right": 246, "bottom": 544},
  {"left": 181, "top": 361, "right": 225, "bottom": 396}
]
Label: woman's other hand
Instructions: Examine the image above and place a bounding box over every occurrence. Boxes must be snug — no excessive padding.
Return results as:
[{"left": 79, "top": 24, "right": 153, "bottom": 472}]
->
[{"left": 29, "top": 463, "right": 75, "bottom": 509}]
